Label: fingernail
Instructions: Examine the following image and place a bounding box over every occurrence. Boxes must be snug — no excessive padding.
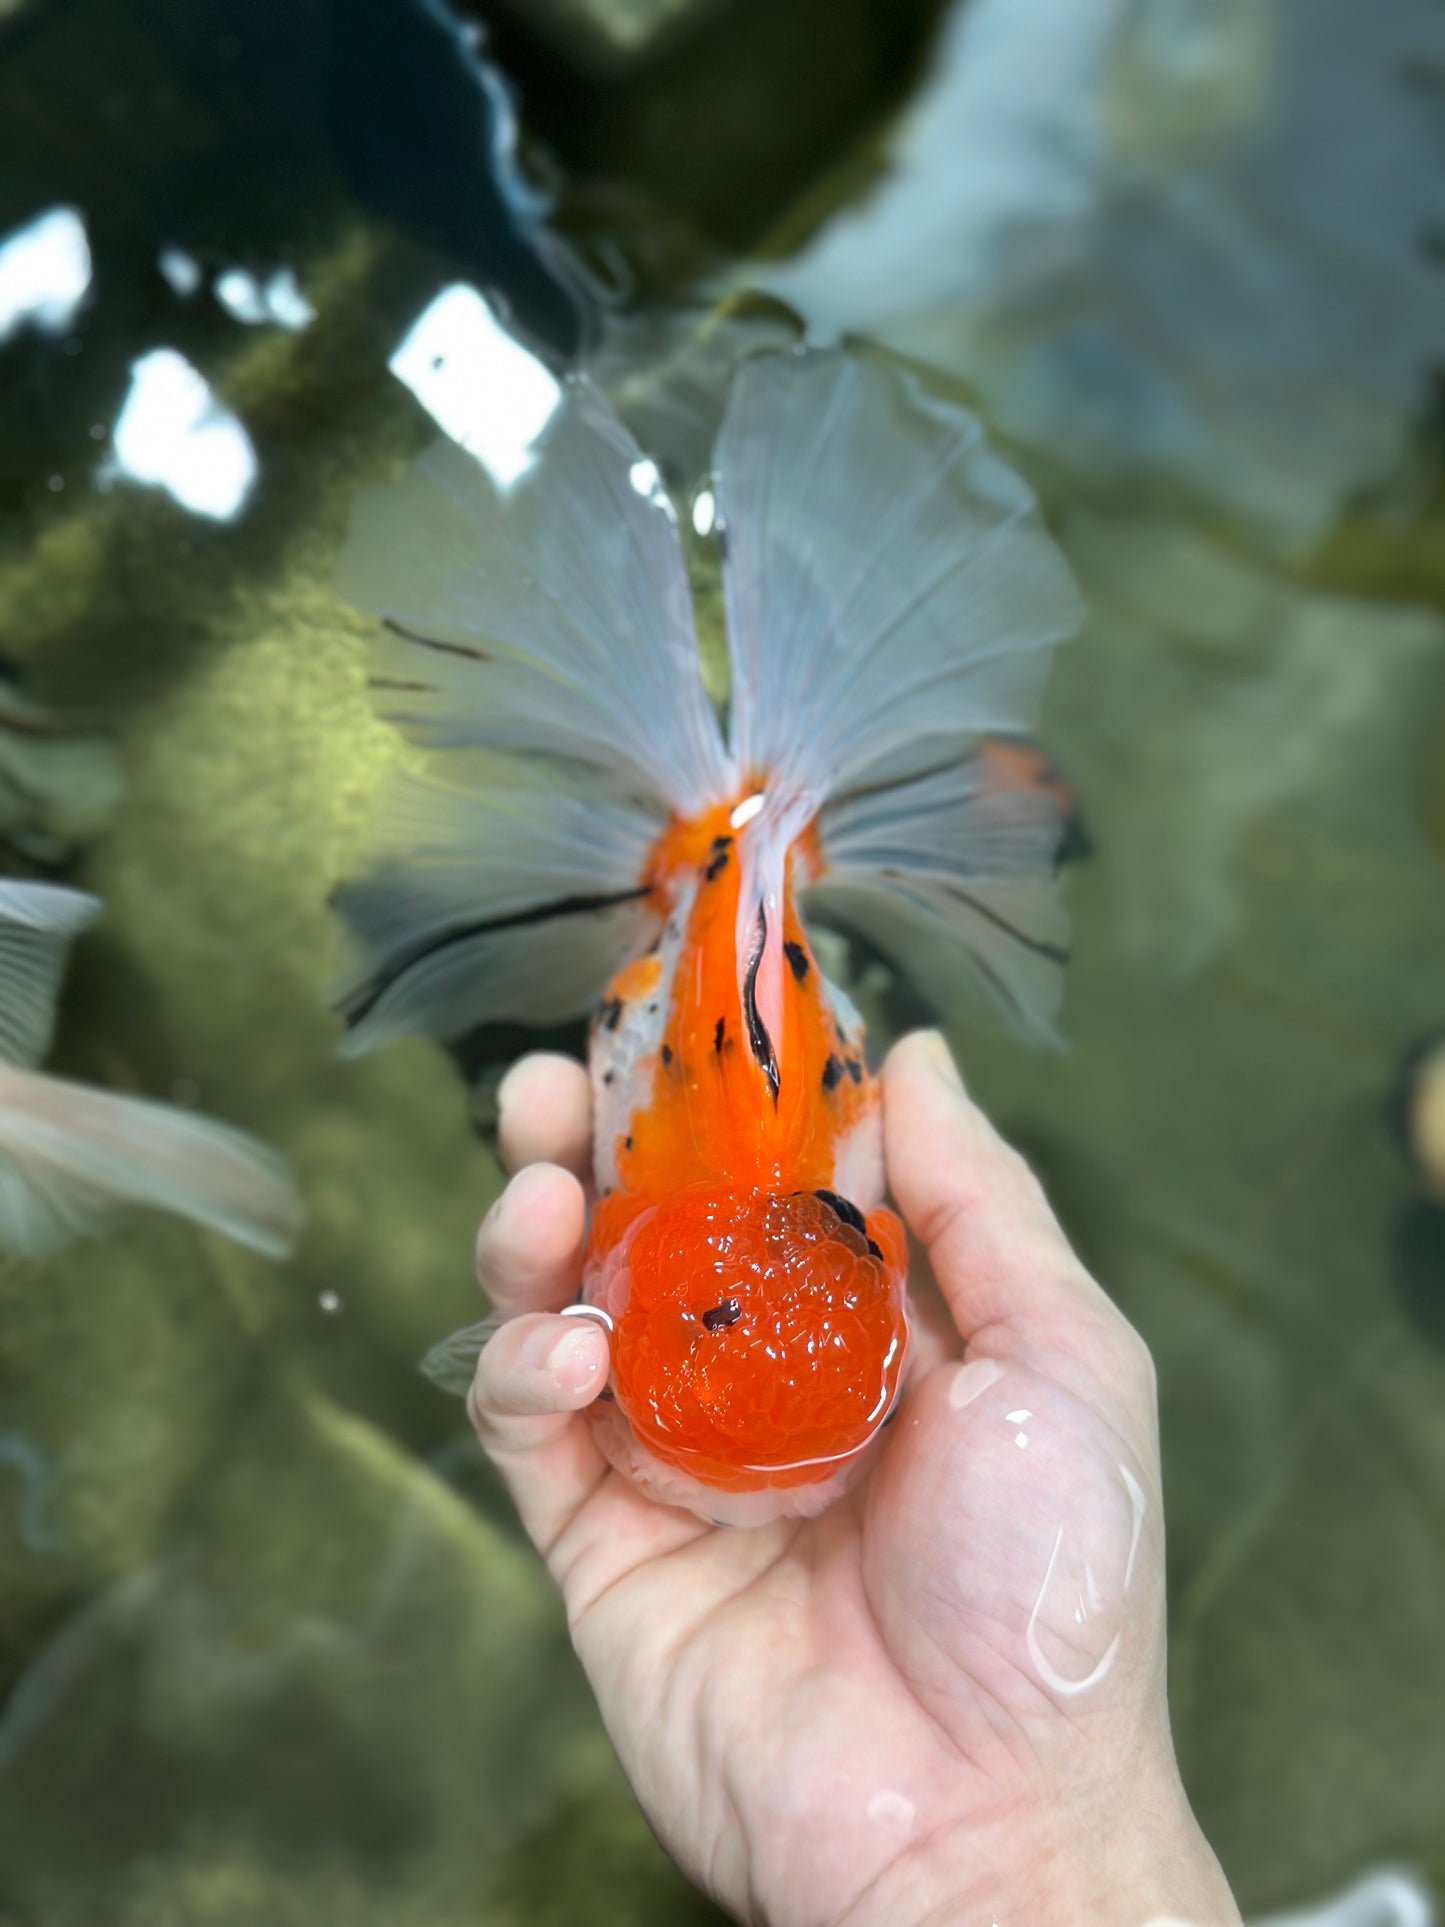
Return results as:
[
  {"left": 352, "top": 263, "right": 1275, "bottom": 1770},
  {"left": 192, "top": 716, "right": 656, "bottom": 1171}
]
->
[
  {"left": 543, "top": 1324, "right": 605, "bottom": 1392},
  {"left": 918, "top": 1029, "right": 963, "bottom": 1091}
]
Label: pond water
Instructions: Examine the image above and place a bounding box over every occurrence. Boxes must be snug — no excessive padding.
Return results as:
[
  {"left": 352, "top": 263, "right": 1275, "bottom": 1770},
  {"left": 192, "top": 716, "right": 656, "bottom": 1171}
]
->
[{"left": 1, "top": 1, "right": 1443, "bottom": 1921}]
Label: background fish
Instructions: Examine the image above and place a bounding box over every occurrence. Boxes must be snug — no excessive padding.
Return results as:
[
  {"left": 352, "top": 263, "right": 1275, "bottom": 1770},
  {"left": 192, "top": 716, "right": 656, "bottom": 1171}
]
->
[
  {"left": 0, "top": 880, "right": 302, "bottom": 1258},
  {"left": 337, "top": 346, "right": 1081, "bottom": 1522}
]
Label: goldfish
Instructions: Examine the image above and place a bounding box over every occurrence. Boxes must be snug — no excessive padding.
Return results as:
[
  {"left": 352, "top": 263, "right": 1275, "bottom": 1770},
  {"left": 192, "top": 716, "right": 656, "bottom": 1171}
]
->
[
  {"left": 0, "top": 880, "right": 301, "bottom": 1258},
  {"left": 335, "top": 346, "right": 1080, "bottom": 1523}
]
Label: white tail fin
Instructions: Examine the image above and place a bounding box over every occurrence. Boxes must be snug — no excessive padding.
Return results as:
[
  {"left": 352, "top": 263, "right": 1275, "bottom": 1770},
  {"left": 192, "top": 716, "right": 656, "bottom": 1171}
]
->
[
  {"left": 333, "top": 767, "right": 664, "bottom": 1050},
  {"left": 337, "top": 348, "right": 1080, "bottom": 1048},
  {"left": 0, "top": 881, "right": 301, "bottom": 1258},
  {"left": 0, "top": 1066, "right": 302, "bottom": 1258},
  {"left": 807, "top": 754, "right": 1068, "bottom": 1037},
  {"left": 717, "top": 350, "right": 1081, "bottom": 799},
  {"left": 715, "top": 351, "right": 1081, "bottom": 1038},
  {"left": 339, "top": 379, "right": 734, "bottom": 818},
  {"left": 334, "top": 375, "right": 744, "bottom": 1052}
]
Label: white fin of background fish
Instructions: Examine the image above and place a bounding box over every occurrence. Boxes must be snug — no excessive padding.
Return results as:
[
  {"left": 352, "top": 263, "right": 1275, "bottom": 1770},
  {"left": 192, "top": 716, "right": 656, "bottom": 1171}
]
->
[
  {"left": 0, "top": 881, "right": 301, "bottom": 1258},
  {"left": 747, "top": 0, "right": 1445, "bottom": 551},
  {"left": 1253, "top": 1868, "right": 1435, "bottom": 1927},
  {"left": 335, "top": 347, "right": 1080, "bottom": 1051}
]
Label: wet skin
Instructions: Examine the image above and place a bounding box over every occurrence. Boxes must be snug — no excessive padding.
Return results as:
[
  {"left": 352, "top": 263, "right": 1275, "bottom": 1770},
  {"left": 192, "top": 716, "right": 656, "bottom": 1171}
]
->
[{"left": 468, "top": 1032, "right": 1242, "bottom": 1927}]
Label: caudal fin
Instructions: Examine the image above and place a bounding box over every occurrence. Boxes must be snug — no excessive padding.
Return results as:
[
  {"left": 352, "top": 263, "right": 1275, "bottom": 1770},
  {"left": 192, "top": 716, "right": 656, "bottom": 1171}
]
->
[
  {"left": 335, "top": 378, "right": 739, "bottom": 1050},
  {"left": 333, "top": 769, "right": 662, "bottom": 1051},
  {"left": 339, "top": 381, "right": 732, "bottom": 815},
  {"left": 714, "top": 350, "right": 1082, "bottom": 1037},
  {"left": 337, "top": 347, "right": 1082, "bottom": 1049}
]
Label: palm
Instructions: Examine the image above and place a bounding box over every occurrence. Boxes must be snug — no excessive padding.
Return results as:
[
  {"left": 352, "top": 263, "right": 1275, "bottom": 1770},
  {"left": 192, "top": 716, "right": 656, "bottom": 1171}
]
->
[
  {"left": 555, "top": 1330, "right": 1160, "bottom": 1925},
  {"left": 470, "top": 1036, "right": 1172, "bottom": 1925}
]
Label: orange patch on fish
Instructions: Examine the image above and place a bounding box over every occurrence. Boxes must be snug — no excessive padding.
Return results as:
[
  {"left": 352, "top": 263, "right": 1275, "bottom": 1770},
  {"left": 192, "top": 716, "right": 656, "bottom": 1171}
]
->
[{"left": 584, "top": 792, "right": 909, "bottom": 1499}]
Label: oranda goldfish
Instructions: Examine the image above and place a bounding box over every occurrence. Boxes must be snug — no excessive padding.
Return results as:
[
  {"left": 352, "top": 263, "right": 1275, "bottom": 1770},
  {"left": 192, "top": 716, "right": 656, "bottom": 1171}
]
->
[{"left": 335, "top": 347, "right": 1081, "bottom": 1524}]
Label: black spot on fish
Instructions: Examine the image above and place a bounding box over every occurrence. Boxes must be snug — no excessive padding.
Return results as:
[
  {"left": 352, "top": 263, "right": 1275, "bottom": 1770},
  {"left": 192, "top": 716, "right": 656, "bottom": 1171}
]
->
[
  {"left": 704, "top": 846, "right": 730, "bottom": 882},
  {"left": 597, "top": 996, "right": 623, "bottom": 1032},
  {"left": 835, "top": 1022, "right": 848, "bottom": 1045},
  {"left": 602, "top": 1069, "right": 615, "bottom": 1085},
  {"left": 815, "top": 1189, "right": 867, "bottom": 1236},
  {"left": 661, "top": 1043, "right": 673, "bottom": 1066},
  {"left": 867, "top": 1237, "right": 883, "bottom": 1261},
  {"left": 742, "top": 906, "right": 780, "bottom": 1105},
  {"left": 382, "top": 616, "right": 492, "bottom": 663},
  {"left": 624, "top": 1135, "right": 633, "bottom": 1150},
  {"left": 821, "top": 1054, "right": 844, "bottom": 1092},
  {"left": 701, "top": 1296, "right": 742, "bottom": 1332},
  {"left": 845, "top": 1058, "right": 863, "bottom": 1084},
  {"left": 647, "top": 1002, "right": 659, "bottom": 1015},
  {"left": 714, "top": 1016, "right": 727, "bottom": 1054},
  {"left": 784, "top": 940, "right": 809, "bottom": 982}
]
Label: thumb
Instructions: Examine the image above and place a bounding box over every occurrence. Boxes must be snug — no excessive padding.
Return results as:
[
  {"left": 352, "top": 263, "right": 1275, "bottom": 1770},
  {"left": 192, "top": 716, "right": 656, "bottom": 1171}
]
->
[{"left": 883, "top": 1031, "right": 1156, "bottom": 1414}]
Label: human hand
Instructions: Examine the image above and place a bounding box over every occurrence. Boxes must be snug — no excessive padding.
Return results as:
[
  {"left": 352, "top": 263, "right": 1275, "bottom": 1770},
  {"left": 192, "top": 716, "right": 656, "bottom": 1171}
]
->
[{"left": 467, "top": 1031, "right": 1242, "bottom": 1927}]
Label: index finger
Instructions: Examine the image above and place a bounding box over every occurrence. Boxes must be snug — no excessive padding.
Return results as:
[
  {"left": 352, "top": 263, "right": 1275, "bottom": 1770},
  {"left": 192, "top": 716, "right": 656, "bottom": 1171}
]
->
[{"left": 496, "top": 1052, "right": 592, "bottom": 1180}]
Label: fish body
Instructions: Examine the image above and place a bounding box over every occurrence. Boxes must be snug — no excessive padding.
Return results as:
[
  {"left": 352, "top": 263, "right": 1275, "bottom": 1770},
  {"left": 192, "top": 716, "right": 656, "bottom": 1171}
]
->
[
  {"left": 337, "top": 346, "right": 1081, "bottom": 1522},
  {"left": 580, "top": 792, "right": 908, "bottom": 1522}
]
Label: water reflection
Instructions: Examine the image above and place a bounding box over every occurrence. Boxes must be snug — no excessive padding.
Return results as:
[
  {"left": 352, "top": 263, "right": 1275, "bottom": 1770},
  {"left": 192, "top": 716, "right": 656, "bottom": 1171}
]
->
[
  {"left": 390, "top": 283, "right": 562, "bottom": 487},
  {"left": 107, "top": 349, "right": 258, "bottom": 521},
  {"left": 213, "top": 267, "right": 316, "bottom": 333},
  {"left": 0, "top": 206, "right": 91, "bottom": 345}
]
